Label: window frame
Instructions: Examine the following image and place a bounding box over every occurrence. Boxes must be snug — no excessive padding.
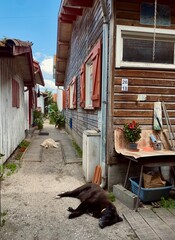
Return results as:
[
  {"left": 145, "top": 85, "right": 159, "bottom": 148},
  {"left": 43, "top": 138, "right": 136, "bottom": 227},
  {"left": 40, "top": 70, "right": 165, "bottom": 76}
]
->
[
  {"left": 80, "top": 39, "right": 101, "bottom": 109},
  {"left": 69, "top": 76, "right": 77, "bottom": 110},
  {"left": 85, "top": 60, "right": 93, "bottom": 109},
  {"left": 116, "top": 25, "right": 175, "bottom": 69}
]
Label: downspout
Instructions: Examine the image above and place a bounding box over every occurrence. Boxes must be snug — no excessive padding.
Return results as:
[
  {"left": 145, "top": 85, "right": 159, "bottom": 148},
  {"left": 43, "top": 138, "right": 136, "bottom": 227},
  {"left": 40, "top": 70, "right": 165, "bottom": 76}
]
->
[{"left": 100, "top": 0, "right": 109, "bottom": 188}]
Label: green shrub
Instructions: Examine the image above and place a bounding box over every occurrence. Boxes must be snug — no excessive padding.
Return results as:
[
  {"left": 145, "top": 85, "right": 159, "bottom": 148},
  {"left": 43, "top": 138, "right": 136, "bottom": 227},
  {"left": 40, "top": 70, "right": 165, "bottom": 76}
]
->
[
  {"left": 33, "top": 110, "right": 44, "bottom": 130},
  {"left": 55, "top": 113, "right": 65, "bottom": 129}
]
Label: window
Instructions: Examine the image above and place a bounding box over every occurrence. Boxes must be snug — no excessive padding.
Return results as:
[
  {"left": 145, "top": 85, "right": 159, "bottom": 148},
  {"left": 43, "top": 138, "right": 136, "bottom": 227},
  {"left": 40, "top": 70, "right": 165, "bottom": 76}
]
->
[
  {"left": 12, "top": 79, "right": 20, "bottom": 108},
  {"left": 80, "top": 39, "right": 101, "bottom": 109},
  {"left": 116, "top": 25, "right": 175, "bottom": 69},
  {"left": 140, "top": 3, "right": 170, "bottom": 26},
  {"left": 68, "top": 76, "right": 77, "bottom": 109},
  {"left": 85, "top": 62, "right": 93, "bottom": 108}
]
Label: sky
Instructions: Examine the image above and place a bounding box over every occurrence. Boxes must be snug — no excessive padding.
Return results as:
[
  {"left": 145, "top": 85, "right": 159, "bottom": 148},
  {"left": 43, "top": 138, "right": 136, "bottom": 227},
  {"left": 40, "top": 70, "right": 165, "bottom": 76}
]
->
[{"left": 0, "top": 0, "right": 62, "bottom": 93}]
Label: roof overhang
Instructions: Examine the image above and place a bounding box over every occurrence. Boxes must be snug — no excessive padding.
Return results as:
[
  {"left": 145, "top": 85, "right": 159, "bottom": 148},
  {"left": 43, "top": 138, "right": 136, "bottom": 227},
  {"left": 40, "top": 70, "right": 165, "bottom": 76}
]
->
[
  {"left": 0, "top": 39, "right": 43, "bottom": 87},
  {"left": 33, "top": 60, "right": 45, "bottom": 86},
  {"left": 55, "top": 0, "right": 93, "bottom": 86}
]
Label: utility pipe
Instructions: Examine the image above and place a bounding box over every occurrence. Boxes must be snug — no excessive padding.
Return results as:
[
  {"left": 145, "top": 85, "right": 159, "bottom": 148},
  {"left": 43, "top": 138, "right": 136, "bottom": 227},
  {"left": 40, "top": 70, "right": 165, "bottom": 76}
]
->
[{"left": 99, "top": 0, "right": 109, "bottom": 188}]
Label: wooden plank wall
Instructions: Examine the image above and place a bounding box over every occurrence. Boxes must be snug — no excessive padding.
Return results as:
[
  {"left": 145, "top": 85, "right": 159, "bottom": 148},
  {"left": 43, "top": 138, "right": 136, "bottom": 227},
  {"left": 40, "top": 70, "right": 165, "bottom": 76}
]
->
[
  {"left": 113, "top": 0, "right": 175, "bottom": 131},
  {"left": 108, "top": 0, "right": 175, "bottom": 165},
  {"left": 0, "top": 58, "right": 26, "bottom": 163},
  {"left": 116, "top": 0, "right": 175, "bottom": 27},
  {"left": 114, "top": 69, "right": 175, "bottom": 129},
  {"left": 64, "top": 0, "right": 107, "bottom": 146}
]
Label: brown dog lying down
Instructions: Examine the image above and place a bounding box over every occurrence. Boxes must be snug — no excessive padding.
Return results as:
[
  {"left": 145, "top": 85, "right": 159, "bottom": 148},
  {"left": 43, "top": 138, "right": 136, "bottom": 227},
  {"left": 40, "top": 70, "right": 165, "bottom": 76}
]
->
[{"left": 56, "top": 183, "right": 123, "bottom": 228}]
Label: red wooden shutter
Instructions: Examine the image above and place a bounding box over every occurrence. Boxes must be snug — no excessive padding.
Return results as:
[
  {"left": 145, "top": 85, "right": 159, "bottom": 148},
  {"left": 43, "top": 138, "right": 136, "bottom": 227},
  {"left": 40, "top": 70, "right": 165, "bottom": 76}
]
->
[
  {"left": 80, "top": 64, "right": 85, "bottom": 108},
  {"left": 16, "top": 81, "right": 19, "bottom": 108},
  {"left": 91, "top": 40, "right": 101, "bottom": 108},
  {"left": 63, "top": 90, "right": 67, "bottom": 109},
  {"left": 12, "top": 79, "right": 16, "bottom": 107},
  {"left": 67, "top": 86, "right": 70, "bottom": 109},
  {"left": 12, "top": 79, "right": 20, "bottom": 108},
  {"left": 72, "top": 76, "right": 77, "bottom": 109}
]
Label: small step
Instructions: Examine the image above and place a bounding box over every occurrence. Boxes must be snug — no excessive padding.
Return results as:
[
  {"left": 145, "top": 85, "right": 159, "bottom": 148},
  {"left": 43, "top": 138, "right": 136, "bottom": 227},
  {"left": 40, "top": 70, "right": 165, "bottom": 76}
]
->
[{"left": 113, "top": 184, "right": 137, "bottom": 210}]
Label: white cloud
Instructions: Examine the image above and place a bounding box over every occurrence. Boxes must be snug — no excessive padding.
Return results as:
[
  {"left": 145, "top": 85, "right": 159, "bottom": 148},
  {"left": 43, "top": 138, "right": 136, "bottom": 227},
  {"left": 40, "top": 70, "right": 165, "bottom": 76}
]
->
[
  {"left": 40, "top": 57, "right": 53, "bottom": 76},
  {"left": 45, "top": 79, "right": 57, "bottom": 89},
  {"left": 33, "top": 52, "right": 43, "bottom": 60},
  {"left": 34, "top": 53, "right": 56, "bottom": 93},
  {"left": 40, "top": 79, "right": 57, "bottom": 93}
]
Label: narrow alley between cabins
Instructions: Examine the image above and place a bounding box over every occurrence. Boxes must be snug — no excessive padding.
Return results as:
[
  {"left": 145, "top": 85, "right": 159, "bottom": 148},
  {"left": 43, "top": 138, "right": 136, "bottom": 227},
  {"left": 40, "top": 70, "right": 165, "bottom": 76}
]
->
[{"left": 0, "top": 121, "right": 137, "bottom": 240}]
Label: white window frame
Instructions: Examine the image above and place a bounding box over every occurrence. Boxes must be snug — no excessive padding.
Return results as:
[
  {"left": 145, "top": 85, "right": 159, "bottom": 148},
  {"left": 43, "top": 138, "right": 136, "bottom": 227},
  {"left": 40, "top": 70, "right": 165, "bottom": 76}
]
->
[
  {"left": 69, "top": 83, "right": 74, "bottom": 109},
  {"left": 85, "top": 61, "right": 94, "bottom": 109},
  {"left": 116, "top": 25, "right": 175, "bottom": 69}
]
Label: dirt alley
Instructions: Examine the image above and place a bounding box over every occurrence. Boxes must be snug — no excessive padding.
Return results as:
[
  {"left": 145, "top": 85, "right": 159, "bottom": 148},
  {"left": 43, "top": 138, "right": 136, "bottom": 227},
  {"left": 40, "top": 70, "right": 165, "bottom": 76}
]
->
[{"left": 0, "top": 122, "right": 138, "bottom": 240}]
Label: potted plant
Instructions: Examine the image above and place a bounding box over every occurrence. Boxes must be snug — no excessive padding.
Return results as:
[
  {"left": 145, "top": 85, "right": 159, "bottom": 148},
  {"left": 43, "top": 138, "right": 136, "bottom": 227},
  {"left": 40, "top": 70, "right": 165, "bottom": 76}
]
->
[{"left": 123, "top": 121, "right": 141, "bottom": 150}]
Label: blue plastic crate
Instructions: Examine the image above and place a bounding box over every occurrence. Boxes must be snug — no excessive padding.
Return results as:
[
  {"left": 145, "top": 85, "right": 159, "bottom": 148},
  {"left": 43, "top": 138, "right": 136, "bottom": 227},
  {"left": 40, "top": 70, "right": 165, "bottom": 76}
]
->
[{"left": 129, "top": 177, "right": 172, "bottom": 202}]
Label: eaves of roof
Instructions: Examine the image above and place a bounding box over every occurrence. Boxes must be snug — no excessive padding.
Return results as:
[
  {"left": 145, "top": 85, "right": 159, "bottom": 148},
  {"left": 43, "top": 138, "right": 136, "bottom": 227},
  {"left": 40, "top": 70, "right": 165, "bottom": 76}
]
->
[
  {"left": 55, "top": 0, "right": 93, "bottom": 86},
  {"left": 0, "top": 38, "right": 38, "bottom": 87},
  {"left": 33, "top": 60, "right": 45, "bottom": 86}
]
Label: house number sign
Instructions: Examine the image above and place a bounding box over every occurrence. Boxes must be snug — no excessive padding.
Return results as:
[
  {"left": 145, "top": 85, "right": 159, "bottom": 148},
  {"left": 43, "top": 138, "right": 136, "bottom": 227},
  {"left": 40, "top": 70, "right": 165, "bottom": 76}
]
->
[{"left": 121, "top": 78, "right": 128, "bottom": 91}]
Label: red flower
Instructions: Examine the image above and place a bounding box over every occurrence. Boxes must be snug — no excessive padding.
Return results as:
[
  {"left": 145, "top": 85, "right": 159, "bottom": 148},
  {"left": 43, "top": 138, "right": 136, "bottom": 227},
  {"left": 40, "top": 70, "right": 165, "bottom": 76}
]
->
[
  {"left": 129, "top": 121, "right": 136, "bottom": 129},
  {"left": 123, "top": 121, "right": 141, "bottom": 143}
]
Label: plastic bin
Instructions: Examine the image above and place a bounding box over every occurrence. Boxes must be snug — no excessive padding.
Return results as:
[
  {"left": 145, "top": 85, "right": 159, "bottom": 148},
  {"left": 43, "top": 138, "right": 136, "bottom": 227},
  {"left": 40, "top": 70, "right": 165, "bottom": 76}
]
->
[{"left": 129, "top": 177, "right": 172, "bottom": 202}]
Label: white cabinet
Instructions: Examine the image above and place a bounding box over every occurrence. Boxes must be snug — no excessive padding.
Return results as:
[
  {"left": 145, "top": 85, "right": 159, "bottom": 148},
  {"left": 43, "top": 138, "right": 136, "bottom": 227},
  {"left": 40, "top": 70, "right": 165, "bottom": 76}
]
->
[{"left": 82, "top": 130, "right": 100, "bottom": 182}]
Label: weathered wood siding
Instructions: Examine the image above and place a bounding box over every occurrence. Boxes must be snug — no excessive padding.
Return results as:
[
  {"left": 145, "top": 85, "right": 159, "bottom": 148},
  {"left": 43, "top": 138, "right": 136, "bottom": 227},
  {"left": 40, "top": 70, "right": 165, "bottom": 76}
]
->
[
  {"left": 116, "top": 0, "right": 175, "bottom": 28},
  {"left": 114, "top": 69, "right": 175, "bottom": 128},
  {"left": 0, "top": 58, "right": 27, "bottom": 163},
  {"left": 64, "top": 0, "right": 108, "bottom": 146},
  {"left": 109, "top": 0, "right": 175, "bottom": 164}
]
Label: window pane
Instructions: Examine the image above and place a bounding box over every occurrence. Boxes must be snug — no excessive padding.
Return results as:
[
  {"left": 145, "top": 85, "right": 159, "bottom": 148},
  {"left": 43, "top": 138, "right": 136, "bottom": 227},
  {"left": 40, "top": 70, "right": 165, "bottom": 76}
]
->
[
  {"left": 123, "top": 38, "right": 174, "bottom": 64},
  {"left": 86, "top": 63, "right": 93, "bottom": 107},
  {"left": 69, "top": 85, "right": 74, "bottom": 109}
]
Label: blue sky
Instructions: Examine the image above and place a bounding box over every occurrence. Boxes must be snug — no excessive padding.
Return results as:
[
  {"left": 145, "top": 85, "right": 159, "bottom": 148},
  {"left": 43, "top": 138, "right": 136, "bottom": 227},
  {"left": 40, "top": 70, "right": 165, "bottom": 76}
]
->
[{"left": 0, "top": 0, "right": 62, "bottom": 93}]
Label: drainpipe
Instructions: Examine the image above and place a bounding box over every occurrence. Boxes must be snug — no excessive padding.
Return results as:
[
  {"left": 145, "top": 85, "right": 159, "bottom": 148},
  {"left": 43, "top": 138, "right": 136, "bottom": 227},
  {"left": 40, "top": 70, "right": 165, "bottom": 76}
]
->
[{"left": 100, "top": 0, "right": 109, "bottom": 188}]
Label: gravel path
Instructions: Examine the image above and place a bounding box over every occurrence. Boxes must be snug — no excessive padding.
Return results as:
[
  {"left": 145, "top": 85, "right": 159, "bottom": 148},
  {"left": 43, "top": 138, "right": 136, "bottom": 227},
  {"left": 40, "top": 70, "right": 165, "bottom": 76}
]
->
[{"left": 0, "top": 123, "right": 138, "bottom": 240}]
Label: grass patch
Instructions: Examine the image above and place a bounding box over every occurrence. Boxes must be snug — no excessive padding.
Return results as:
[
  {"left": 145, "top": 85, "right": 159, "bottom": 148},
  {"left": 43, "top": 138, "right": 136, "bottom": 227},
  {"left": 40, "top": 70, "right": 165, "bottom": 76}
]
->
[
  {"left": 15, "top": 152, "right": 23, "bottom": 160},
  {"left": 0, "top": 210, "right": 8, "bottom": 227},
  {"left": 19, "top": 140, "right": 30, "bottom": 148},
  {"left": 4, "top": 162, "right": 17, "bottom": 176},
  {"left": 0, "top": 164, "right": 4, "bottom": 176},
  {"left": 108, "top": 192, "right": 116, "bottom": 202},
  {"left": 15, "top": 139, "right": 30, "bottom": 160},
  {"left": 160, "top": 197, "right": 175, "bottom": 209},
  {"left": 72, "top": 140, "right": 82, "bottom": 158}
]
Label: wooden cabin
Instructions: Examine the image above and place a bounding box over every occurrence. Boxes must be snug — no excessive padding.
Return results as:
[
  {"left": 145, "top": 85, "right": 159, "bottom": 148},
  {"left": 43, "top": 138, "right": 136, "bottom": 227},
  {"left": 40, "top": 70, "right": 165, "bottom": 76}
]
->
[
  {"left": 0, "top": 39, "right": 44, "bottom": 163},
  {"left": 55, "top": 0, "right": 175, "bottom": 189}
]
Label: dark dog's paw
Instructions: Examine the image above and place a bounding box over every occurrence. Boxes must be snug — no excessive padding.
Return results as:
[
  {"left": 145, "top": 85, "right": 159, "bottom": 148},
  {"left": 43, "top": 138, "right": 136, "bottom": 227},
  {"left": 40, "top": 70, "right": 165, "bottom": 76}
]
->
[
  {"left": 67, "top": 207, "right": 74, "bottom": 212},
  {"left": 55, "top": 192, "right": 65, "bottom": 199},
  {"left": 55, "top": 195, "right": 61, "bottom": 199}
]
